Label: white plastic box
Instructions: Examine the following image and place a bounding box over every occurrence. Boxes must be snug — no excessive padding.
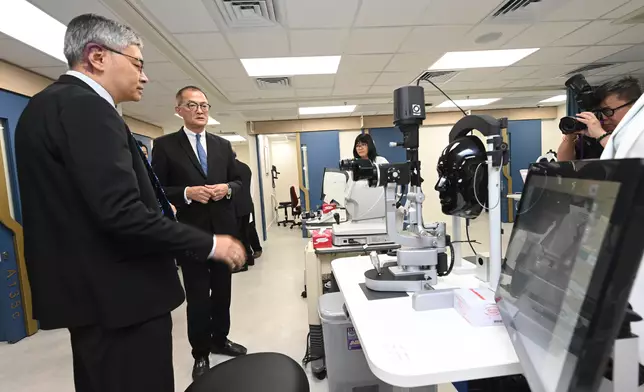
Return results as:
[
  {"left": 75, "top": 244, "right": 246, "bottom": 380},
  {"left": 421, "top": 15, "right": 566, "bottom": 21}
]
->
[{"left": 453, "top": 288, "right": 503, "bottom": 327}]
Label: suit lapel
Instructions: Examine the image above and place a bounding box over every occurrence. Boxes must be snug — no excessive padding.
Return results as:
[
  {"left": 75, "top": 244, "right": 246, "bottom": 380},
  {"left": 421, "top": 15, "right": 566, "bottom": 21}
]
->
[{"left": 177, "top": 130, "right": 207, "bottom": 179}]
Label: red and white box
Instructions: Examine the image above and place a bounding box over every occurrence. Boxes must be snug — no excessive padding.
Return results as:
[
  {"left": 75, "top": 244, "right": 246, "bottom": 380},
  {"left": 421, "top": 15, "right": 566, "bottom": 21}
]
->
[
  {"left": 312, "top": 229, "right": 333, "bottom": 249},
  {"left": 322, "top": 202, "right": 337, "bottom": 215},
  {"left": 453, "top": 288, "right": 502, "bottom": 327}
]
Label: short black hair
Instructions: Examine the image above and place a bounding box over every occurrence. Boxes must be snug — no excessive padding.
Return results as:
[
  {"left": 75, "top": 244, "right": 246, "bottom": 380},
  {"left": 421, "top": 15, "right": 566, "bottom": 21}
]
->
[
  {"left": 176, "top": 86, "right": 208, "bottom": 105},
  {"left": 597, "top": 76, "right": 642, "bottom": 104},
  {"left": 136, "top": 140, "right": 148, "bottom": 152},
  {"left": 353, "top": 133, "right": 378, "bottom": 161}
]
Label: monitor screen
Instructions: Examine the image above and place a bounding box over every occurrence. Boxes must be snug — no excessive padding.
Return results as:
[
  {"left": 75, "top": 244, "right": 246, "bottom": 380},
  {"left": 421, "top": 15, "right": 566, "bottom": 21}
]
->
[{"left": 496, "top": 159, "right": 644, "bottom": 392}]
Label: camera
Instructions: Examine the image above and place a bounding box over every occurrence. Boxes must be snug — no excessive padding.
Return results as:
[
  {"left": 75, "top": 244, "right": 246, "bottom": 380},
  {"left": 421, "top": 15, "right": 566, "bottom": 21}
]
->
[{"left": 558, "top": 74, "right": 602, "bottom": 134}]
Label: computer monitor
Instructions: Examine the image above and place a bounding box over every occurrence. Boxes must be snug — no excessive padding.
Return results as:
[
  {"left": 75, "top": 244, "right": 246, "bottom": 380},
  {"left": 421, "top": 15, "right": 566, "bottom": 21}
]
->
[{"left": 496, "top": 159, "right": 644, "bottom": 392}]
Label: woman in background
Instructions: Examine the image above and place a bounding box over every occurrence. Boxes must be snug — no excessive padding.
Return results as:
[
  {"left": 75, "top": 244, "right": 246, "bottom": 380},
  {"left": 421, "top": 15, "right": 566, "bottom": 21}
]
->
[{"left": 353, "top": 133, "right": 389, "bottom": 165}]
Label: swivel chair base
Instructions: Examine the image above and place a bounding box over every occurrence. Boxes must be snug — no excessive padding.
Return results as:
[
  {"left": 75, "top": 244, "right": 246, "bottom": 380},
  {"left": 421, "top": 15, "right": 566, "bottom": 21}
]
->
[{"left": 186, "top": 353, "right": 309, "bottom": 392}]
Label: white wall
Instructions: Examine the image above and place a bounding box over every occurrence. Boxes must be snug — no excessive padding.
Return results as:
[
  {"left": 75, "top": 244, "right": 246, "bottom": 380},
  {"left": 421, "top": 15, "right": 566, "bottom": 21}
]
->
[
  {"left": 541, "top": 104, "right": 567, "bottom": 155},
  {"left": 270, "top": 139, "right": 300, "bottom": 205},
  {"left": 257, "top": 135, "right": 277, "bottom": 227},
  {"left": 339, "top": 130, "right": 362, "bottom": 160}
]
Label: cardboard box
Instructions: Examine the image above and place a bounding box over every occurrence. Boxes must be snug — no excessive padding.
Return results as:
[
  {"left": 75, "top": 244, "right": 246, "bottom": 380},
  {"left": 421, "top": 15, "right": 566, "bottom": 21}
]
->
[
  {"left": 454, "top": 288, "right": 503, "bottom": 327},
  {"left": 312, "top": 229, "right": 333, "bottom": 249}
]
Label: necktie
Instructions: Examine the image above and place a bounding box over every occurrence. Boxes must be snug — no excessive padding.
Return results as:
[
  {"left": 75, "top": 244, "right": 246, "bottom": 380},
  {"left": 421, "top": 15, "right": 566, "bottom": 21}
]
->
[
  {"left": 195, "top": 133, "right": 208, "bottom": 176},
  {"left": 128, "top": 131, "right": 177, "bottom": 221}
]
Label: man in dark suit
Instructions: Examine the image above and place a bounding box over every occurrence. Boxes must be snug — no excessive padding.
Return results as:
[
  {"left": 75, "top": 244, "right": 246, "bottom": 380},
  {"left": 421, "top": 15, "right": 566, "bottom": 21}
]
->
[
  {"left": 233, "top": 154, "right": 255, "bottom": 267},
  {"left": 152, "top": 86, "right": 248, "bottom": 379},
  {"left": 14, "top": 14, "right": 245, "bottom": 392}
]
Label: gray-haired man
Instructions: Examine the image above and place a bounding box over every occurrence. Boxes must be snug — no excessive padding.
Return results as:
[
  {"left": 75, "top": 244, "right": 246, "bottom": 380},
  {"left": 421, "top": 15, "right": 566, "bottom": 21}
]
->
[{"left": 14, "top": 13, "right": 245, "bottom": 392}]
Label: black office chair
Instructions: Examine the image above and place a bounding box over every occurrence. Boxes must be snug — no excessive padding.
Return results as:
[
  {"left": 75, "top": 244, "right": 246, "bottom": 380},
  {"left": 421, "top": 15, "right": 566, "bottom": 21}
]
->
[
  {"left": 185, "top": 353, "right": 310, "bottom": 392},
  {"left": 289, "top": 186, "right": 302, "bottom": 229},
  {"left": 277, "top": 199, "right": 294, "bottom": 227}
]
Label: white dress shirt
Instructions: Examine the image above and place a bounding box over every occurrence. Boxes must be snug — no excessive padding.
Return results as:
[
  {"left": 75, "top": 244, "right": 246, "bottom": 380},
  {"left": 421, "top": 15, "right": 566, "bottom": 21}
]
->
[{"left": 65, "top": 71, "right": 217, "bottom": 259}]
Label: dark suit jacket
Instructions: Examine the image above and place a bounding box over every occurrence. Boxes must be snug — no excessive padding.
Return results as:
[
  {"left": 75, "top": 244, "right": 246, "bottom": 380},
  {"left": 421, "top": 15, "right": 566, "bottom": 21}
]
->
[
  {"left": 233, "top": 159, "right": 253, "bottom": 217},
  {"left": 152, "top": 130, "right": 241, "bottom": 237},
  {"left": 15, "top": 75, "right": 214, "bottom": 330}
]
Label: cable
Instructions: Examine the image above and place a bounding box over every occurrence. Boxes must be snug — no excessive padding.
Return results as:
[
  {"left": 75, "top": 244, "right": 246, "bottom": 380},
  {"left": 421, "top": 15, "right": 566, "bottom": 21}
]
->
[
  {"left": 422, "top": 78, "right": 468, "bottom": 116},
  {"left": 439, "top": 241, "right": 456, "bottom": 277},
  {"left": 466, "top": 219, "right": 478, "bottom": 256},
  {"left": 473, "top": 162, "right": 501, "bottom": 211},
  {"left": 302, "top": 332, "right": 322, "bottom": 367}
]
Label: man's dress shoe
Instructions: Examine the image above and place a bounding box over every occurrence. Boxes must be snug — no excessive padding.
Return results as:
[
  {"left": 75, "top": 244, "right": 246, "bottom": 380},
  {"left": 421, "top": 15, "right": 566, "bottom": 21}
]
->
[{"left": 211, "top": 339, "right": 247, "bottom": 357}]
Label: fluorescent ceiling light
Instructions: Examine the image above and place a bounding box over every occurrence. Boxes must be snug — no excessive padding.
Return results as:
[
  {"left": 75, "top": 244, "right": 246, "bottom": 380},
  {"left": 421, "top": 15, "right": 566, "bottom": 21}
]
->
[
  {"left": 174, "top": 113, "right": 220, "bottom": 125},
  {"left": 429, "top": 48, "right": 539, "bottom": 70},
  {"left": 241, "top": 56, "right": 341, "bottom": 77},
  {"left": 218, "top": 134, "right": 246, "bottom": 143},
  {"left": 539, "top": 94, "right": 567, "bottom": 103},
  {"left": 436, "top": 99, "right": 500, "bottom": 108},
  {"left": 299, "top": 105, "right": 357, "bottom": 115},
  {"left": 0, "top": 0, "right": 66, "bottom": 63}
]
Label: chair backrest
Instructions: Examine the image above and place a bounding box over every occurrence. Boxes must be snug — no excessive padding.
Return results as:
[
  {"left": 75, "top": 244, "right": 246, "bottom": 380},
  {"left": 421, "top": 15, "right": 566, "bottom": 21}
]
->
[{"left": 290, "top": 186, "right": 299, "bottom": 208}]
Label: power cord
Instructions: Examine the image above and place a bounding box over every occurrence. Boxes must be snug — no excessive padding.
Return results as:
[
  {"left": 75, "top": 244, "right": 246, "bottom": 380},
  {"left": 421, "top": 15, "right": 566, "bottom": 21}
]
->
[
  {"left": 465, "top": 219, "right": 478, "bottom": 256},
  {"left": 302, "top": 332, "right": 322, "bottom": 366},
  {"left": 420, "top": 78, "right": 468, "bottom": 116}
]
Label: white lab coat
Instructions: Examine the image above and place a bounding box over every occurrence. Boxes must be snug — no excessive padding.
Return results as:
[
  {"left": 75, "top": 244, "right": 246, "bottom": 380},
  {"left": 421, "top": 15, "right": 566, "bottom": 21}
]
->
[{"left": 600, "top": 94, "right": 644, "bottom": 361}]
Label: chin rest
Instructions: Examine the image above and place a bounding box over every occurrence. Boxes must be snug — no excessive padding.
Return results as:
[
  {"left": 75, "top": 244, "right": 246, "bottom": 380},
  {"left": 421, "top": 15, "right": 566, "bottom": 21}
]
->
[{"left": 185, "top": 353, "right": 310, "bottom": 392}]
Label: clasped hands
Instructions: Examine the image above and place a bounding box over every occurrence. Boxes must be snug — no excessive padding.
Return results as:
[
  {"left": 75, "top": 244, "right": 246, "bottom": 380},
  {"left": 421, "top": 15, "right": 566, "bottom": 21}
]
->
[
  {"left": 186, "top": 184, "right": 229, "bottom": 204},
  {"left": 574, "top": 112, "right": 607, "bottom": 139}
]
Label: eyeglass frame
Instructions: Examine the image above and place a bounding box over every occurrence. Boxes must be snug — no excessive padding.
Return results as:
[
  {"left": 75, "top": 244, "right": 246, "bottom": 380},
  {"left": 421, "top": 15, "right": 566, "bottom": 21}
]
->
[
  {"left": 178, "top": 101, "right": 212, "bottom": 112},
  {"left": 88, "top": 44, "right": 145, "bottom": 72},
  {"left": 599, "top": 100, "right": 635, "bottom": 118}
]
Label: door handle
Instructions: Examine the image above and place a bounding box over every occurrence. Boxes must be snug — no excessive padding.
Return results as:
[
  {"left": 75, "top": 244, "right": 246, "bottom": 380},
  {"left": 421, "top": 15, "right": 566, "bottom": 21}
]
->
[{"left": 1, "top": 251, "right": 8, "bottom": 262}]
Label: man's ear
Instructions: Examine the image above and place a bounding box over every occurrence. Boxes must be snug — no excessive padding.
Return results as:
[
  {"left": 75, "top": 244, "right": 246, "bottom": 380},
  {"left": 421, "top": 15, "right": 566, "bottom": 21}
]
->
[{"left": 87, "top": 45, "right": 107, "bottom": 72}]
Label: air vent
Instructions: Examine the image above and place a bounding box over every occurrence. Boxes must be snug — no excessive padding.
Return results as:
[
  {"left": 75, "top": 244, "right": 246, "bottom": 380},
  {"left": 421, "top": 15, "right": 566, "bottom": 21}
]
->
[
  {"left": 215, "top": 0, "right": 280, "bottom": 28},
  {"left": 415, "top": 71, "right": 458, "bottom": 84},
  {"left": 255, "top": 77, "right": 291, "bottom": 90},
  {"left": 486, "top": 0, "right": 568, "bottom": 22},
  {"left": 565, "top": 63, "right": 617, "bottom": 76}
]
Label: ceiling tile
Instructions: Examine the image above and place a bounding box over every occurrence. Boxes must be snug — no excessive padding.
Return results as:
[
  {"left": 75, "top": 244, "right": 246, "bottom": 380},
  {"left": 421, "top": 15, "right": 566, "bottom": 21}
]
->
[
  {"left": 418, "top": 0, "right": 503, "bottom": 25},
  {"left": 594, "top": 62, "right": 644, "bottom": 76},
  {"left": 200, "top": 59, "right": 248, "bottom": 78},
  {"left": 359, "top": 98, "right": 392, "bottom": 104},
  {"left": 0, "top": 37, "right": 64, "bottom": 68},
  {"left": 449, "top": 68, "right": 503, "bottom": 82},
  {"left": 159, "top": 79, "right": 198, "bottom": 95},
  {"left": 28, "top": 0, "right": 118, "bottom": 24},
  {"left": 290, "top": 30, "right": 350, "bottom": 56},
  {"left": 141, "top": 44, "right": 169, "bottom": 63},
  {"left": 354, "top": 0, "right": 429, "bottom": 27},
  {"left": 29, "top": 66, "right": 68, "bottom": 80},
  {"left": 443, "top": 80, "right": 510, "bottom": 91},
  {"left": 600, "top": 25, "right": 644, "bottom": 45},
  {"left": 603, "top": 1, "right": 644, "bottom": 19},
  {"left": 527, "top": 65, "right": 581, "bottom": 79},
  {"left": 494, "top": 66, "right": 540, "bottom": 79},
  {"left": 552, "top": 20, "right": 631, "bottom": 46},
  {"left": 175, "top": 33, "right": 235, "bottom": 60},
  {"left": 499, "top": 79, "right": 540, "bottom": 88},
  {"left": 346, "top": 28, "right": 411, "bottom": 55},
  {"left": 544, "top": 0, "right": 630, "bottom": 21},
  {"left": 369, "top": 85, "right": 399, "bottom": 95},
  {"left": 373, "top": 72, "right": 418, "bottom": 86},
  {"left": 600, "top": 45, "right": 644, "bottom": 63},
  {"left": 285, "top": 0, "right": 360, "bottom": 28},
  {"left": 295, "top": 88, "right": 334, "bottom": 98},
  {"left": 292, "top": 75, "right": 336, "bottom": 88},
  {"left": 535, "top": 78, "right": 569, "bottom": 88},
  {"left": 333, "top": 85, "right": 370, "bottom": 95},
  {"left": 140, "top": 0, "right": 219, "bottom": 33},
  {"left": 144, "top": 62, "right": 189, "bottom": 81},
  {"left": 514, "top": 47, "right": 586, "bottom": 66},
  {"left": 399, "top": 26, "right": 471, "bottom": 53},
  {"left": 385, "top": 53, "right": 441, "bottom": 72},
  {"left": 459, "top": 24, "right": 531, "bottom": 51},
  {"left": 335, "top": 73, "right": 380, "bottom": 86},
  {"left": 227, "top": 91, "right": 261, "bottom": 101},
  {"left": 226, "top": 30, "right": 289, "bottom": 58},
  {"left": 215, "top": 78, "right": 257, "bottom": 92},
  {"left": 570, "top": 45, "right": 633, "bottom": 64},
  {"left": 337, "top": 54, "right": 394, "bottom": 73},
  {"left": 505, "top": 22, "right": 589, "bottom": 48},
  {"left": 257, "top": 90, "right": 296, "bottom": 99},
  {"left": 358, "top": 104, "right": 392, "bottom": 112}
]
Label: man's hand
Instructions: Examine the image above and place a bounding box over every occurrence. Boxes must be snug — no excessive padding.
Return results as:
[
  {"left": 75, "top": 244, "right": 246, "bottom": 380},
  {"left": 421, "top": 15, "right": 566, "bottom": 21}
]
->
[
  {"left": 207, "top": 184, "right": 229, "bottom": 201},
  {"left": 213, "top": 235, "right": 246, "bottom": 271},
  {"left": 186, "top": 186, "right": 214, "bottom": 204},
  {"left": 576, "top": 112, "right": 606, "bottom": 139}
]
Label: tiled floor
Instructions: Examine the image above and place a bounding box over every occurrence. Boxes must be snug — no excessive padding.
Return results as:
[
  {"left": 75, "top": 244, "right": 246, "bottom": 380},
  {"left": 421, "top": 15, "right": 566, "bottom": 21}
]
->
[{"left": 0, "top": 219, "right": 509, "bottom": 391}]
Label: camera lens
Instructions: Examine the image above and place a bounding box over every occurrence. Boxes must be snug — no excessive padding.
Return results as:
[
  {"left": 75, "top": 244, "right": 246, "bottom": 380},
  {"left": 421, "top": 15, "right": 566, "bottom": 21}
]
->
[{"left": 559, "top": 116, "right": 587, "bottom": 134}]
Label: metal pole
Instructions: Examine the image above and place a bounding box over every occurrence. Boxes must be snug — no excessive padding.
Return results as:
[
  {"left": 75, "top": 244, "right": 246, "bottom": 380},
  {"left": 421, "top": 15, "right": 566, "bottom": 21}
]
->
[
  {"left": 452, "top": 216, "right": 462, "bottom": 267},
  {"left": 487, "top": 136, "right": 502, "bottom": 291}
]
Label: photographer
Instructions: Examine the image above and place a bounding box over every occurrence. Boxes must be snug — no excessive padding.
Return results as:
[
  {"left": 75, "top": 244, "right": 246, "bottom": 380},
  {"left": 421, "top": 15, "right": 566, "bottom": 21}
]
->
[{"left": 557, "top": 76, "right": 642, "bottom": 161}]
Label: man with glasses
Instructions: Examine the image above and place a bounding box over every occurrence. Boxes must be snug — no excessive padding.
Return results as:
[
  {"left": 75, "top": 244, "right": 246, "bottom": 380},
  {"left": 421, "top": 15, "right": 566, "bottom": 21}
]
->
[
  {"left": 152, "top": 86, "right": 247, "bottom": 380},
  {"left": 558, "top": 76, "right": 642, "bottom": 161},
  {"left": 14, "top": 14, "right": 245, "bottom": 392}
]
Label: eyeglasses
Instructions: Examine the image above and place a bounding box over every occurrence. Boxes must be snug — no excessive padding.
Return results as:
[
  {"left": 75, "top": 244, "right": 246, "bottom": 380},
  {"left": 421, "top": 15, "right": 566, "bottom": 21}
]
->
[
  {"left": 599, "top": 101, "right": 635, "bottom": 118},
  {"left": 181, "top": 101, "right": 212, "bottom": 112},
  {"left": 101, "top": 45, "right": 145, "bottom": 72},
  {"left": 356, "top": 142, "right": 368, "bottom": 148}
]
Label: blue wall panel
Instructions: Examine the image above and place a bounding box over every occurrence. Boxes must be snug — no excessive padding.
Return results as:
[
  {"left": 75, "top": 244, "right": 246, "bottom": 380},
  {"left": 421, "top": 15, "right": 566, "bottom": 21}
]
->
[
  {"left": 0, "top": 89, "right": 31, "bottom": 343},
  {"left": 369, "top": 127, "right": 406, "bottom": 163},
  {"left": 300, "top": 131, "right": 340, "bottom": 212}
]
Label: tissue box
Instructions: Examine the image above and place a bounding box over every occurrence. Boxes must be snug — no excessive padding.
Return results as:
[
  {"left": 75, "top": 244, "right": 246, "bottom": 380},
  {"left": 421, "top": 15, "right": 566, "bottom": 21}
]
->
[
  {"left": 312, "top": 229, "right": 333, "bottom": 249},
  {"left": 454, "top": 288, "right": 502, "bottom": 327},
  {"left": 322, "top": 203, "right": 337, "bottom": 214}
]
